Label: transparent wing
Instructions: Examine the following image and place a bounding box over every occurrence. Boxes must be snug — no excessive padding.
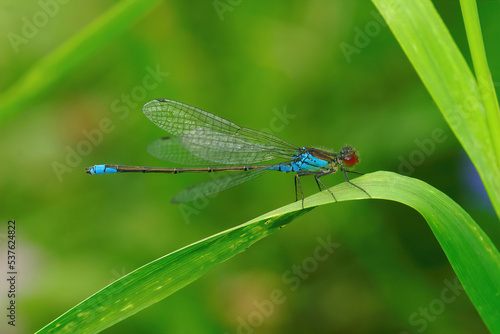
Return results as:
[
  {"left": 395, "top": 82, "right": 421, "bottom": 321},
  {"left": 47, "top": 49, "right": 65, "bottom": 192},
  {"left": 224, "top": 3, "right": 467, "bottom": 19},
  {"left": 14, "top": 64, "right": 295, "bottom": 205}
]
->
[
  {"left": 147, "top": 136, "right": 220, "bottom": 166},
  {"left": 178, "top": 129, "right": 293, "bottom": 164},
  {"left": 143, "top": 99, "right": 298, "bottom": 165},
  {"left": 171, "top": 168, "right": 270, "bottom": 203},
  {"left": 147, "top": 133, "right": 286, "bottom": 165}
]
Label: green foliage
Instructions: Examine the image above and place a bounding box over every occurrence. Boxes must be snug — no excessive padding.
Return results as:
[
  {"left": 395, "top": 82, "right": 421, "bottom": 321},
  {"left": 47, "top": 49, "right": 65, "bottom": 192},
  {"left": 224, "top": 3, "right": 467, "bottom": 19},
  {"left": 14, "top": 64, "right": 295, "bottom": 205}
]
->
[
  {"left": 372, "top": 0, "right": 500, "bottom": 330},
  {"left": 372, "top": 0, "right": 500, "bottom": 216},
  {"left": 36, "top": 172, "right": 500, "bottom": 333},
  {"left": 2, "top": 0, "right": 499, "bottom": 333}
]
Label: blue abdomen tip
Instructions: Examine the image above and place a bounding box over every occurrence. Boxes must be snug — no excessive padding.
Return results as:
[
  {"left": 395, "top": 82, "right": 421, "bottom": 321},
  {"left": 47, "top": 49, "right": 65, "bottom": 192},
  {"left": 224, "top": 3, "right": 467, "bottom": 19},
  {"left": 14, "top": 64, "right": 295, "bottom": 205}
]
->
[{"left": 91, "top": 165, "right": 117, "bottom": 175}]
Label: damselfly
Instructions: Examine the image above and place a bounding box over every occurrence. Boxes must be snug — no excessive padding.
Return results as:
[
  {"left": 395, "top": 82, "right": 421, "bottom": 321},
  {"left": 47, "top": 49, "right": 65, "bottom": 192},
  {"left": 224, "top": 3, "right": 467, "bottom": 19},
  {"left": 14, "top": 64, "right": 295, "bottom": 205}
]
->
[{"left": 85, "top": 99, "right": 369, "bottom": 207}]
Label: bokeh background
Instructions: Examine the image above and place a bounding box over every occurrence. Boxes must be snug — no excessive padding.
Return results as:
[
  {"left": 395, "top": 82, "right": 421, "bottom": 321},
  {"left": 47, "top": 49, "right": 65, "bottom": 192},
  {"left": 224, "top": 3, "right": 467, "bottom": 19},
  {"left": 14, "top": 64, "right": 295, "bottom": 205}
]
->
[{"left": 1, "top": 1, "right": 499, "bottom": 333}]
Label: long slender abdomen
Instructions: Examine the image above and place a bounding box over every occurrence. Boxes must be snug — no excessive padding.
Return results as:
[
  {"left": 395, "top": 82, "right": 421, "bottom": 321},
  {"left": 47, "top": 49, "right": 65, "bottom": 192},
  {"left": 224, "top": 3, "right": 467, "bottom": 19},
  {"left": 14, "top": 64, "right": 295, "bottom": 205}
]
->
[{"left": 85, "top": 164, "right": 268, "bottom": 175}]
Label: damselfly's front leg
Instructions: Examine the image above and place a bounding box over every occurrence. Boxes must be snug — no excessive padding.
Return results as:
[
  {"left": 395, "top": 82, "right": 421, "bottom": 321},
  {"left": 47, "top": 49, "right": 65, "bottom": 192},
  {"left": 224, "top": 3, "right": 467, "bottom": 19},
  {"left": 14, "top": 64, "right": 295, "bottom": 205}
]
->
[{"left": 341, "top": 168, "right": 370, "bottom": 198}]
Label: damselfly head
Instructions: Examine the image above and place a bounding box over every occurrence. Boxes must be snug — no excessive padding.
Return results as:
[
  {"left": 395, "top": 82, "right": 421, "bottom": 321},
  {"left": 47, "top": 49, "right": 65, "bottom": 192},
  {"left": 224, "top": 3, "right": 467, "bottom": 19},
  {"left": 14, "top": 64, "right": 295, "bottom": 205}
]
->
[{"left": 339, "top": 146, "right": 359, "bottom": 168}]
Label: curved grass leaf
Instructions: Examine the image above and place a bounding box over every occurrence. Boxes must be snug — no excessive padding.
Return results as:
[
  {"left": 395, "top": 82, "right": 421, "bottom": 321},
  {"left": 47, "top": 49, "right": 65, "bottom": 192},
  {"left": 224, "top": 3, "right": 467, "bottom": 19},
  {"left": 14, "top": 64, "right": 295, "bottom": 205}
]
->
[
  {"left": 36, "top": 171, "right": 500, "bottom": 333},
  {"left": 371, "top": 0, "right": 500, "bottom": 219},
  {"left": 460, "top": 0, "right": 500, "bottom": 156}
]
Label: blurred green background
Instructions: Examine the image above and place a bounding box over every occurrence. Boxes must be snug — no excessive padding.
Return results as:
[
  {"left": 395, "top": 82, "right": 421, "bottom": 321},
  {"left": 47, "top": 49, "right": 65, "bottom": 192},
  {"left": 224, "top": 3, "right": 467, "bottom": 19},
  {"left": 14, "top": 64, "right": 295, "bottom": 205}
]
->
[{"left": 1, "top": 1, "right": 499, "bottom": 333}]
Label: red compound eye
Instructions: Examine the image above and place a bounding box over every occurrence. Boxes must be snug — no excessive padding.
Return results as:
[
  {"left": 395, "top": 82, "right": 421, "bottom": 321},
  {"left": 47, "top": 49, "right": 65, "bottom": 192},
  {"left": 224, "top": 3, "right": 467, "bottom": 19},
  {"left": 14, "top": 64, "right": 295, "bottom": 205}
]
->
[{"left": 343, "top": 154, "right": 358, "bottom": 167}]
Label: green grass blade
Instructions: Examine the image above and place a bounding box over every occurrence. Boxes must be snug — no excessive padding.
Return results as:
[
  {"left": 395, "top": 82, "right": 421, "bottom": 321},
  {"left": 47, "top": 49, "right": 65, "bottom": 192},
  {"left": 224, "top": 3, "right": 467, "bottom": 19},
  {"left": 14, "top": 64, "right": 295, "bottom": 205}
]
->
[
  {"left": 371, "top": 0, "right": 500, "bottom": 218},
  {"left": 0, "top": 0, "right": 159, "bottom": 125},
  {"left": 36, "top": 172, "right": 500, "bottom": 333},
  {"left": 460, "top": 0, "right": 500, "bottom": 164}
]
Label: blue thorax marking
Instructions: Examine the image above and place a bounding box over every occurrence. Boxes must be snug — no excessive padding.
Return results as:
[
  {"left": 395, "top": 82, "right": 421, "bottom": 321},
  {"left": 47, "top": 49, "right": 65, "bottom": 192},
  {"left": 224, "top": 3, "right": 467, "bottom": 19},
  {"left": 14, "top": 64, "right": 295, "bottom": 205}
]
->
[
  {"left": 267, "top": 151, "right": 330, "bottom": 173},
  {"left": 296, "top": 152, "right": 329, "bottom": 171}
]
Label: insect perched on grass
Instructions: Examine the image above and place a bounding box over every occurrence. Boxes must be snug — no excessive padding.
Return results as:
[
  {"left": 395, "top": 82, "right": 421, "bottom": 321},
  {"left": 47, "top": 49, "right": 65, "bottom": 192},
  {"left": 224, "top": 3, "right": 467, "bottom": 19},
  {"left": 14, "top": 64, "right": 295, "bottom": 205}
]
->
[{"left": 86, "top": 99, "right": 369, "bottom": 207}]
